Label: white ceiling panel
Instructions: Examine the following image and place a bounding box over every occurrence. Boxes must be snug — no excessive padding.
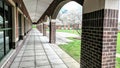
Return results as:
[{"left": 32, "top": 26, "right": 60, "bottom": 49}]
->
[{"left": 23, "top": 0, "right": 53, "bottom": 22}]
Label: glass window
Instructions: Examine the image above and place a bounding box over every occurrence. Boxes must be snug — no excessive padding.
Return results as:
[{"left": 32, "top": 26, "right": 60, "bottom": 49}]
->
[
  {"left": 5, "top": 5, "right": 8, "bottom": 11},
  {"left": 0, "top": 1, "right": 3, "bottom": 8},
  {"left": 5, "top": 30, "right": 10, "bottom": 53},
  {"left": 0, "top": 15, "right": 4, "bottom": 60},
  {"left": 0, "top": 1, "right": 12, "bottom": 60},
  {"left": 0, "top": 15, "right": 3, "bottom": 28},
  {"left": 4, "top": 4, "right": 12, "bottom": 53}
]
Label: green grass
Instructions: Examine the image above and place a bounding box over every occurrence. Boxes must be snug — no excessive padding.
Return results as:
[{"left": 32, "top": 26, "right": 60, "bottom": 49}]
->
[
  {"left": 58, "top": 30, "right": 120, "bottom": 66},
  {"left": 32, "top": 25, "right": 36, "bottom": 28},
  {"left": 59, "top": 37, "right": 80, "bottom": 63},
  {"left": 56, "top": 29, "right": 81, "bottom": 35},
  {"left": 117, "top": 33, "right": 120, "bottom": 53},
  {"left": 116, "top": 57, "right": 120, "bottom": 68},
  {"left": 116, "top": 32, "right": 120, "bottom": 68}
]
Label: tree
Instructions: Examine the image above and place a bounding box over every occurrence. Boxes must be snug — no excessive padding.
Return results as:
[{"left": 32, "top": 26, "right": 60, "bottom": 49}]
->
[{"left": 57, "top": 9, "right": 82, "bottom": 35}]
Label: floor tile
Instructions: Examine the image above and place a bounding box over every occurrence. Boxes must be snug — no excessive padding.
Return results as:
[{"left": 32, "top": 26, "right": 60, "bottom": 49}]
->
[{"left": 19, "top": 61, "right": 35, "bottom": 67}]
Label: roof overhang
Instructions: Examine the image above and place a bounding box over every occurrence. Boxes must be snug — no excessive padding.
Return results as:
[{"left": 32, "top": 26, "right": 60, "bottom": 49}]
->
[{"left": 23, "top": 0, "right": 53, "bottom": 22}]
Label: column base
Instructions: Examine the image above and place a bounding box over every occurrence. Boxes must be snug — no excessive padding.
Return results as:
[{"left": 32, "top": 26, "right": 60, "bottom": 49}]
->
[
  {"left": 49, "top": 39, "right": 56, "bottom": 44},
  {"left": 12, "top": 42, "right": 16, "bottom": 49},
  {"left": 19, "top": 35, "right": 24, "bottom": 40}
]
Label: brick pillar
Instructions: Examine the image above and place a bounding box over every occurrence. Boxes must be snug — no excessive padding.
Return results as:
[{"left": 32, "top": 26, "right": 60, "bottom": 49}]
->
[
  {"left": 37, "top": 24, "right": 40, "bottom": 32},
  {"left": 49, "top": 20, "right": 56, "bottom": 43},
  {"left": 81, "top": 0, "right": 119, "bottom": 68},
  {"left": 43, "top": 23, "right": 46, "bottom": 36},
  {"left": 40, "top": 23, "right": 43, "bottom": 33}
]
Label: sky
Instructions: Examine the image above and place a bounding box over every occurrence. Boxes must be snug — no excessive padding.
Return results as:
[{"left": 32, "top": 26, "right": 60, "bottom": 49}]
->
[{"left": 60, "top": 1, "right": 82, "bottom": 14}]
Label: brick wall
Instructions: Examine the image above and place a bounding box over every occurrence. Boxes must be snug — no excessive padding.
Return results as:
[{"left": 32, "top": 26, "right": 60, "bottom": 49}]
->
[
  {"left": 102, "top": 9, "right": 118, "bottom": 68},
  {"left": 49, "top": 22, "right": 56, "bottom": 43},
  {"left": 81, "top": 9, "right": 118, "bottom": 68}
]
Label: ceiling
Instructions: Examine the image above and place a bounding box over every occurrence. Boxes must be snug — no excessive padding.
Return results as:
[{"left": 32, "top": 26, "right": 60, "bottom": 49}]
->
[{"left": 23, "top": 0, "right": 53, "bottom": 22}]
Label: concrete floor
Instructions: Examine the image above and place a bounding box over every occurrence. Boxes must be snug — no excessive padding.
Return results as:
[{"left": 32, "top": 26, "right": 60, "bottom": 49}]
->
[{"left": 10, "top": 29, "right": 80, "bottom": 68}]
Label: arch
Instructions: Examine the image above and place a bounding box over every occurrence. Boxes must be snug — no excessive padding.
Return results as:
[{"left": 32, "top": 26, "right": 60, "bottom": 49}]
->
[
  {"left": 51, "top": 0, "right": 83, "bottom": 19},
  {"left": 50, "top": 0, "right": 119, "bottom": 68}
]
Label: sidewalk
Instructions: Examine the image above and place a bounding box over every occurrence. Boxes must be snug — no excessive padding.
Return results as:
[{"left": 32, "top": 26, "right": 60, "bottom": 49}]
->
[{"left": 10, "top": 29, "right": 80, "bottom": 68}]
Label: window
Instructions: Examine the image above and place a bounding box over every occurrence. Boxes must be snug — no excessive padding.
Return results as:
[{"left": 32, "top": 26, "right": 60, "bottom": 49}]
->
[{"left": 0, "top": 0, "right": 12, "bottom": 60}]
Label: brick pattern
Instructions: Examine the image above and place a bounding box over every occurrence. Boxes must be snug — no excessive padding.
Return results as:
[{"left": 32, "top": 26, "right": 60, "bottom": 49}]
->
[
  {"left": 81, "top": 9, "right": 118, "bottom": 68},
  {"left": 43, "top": 24, "right": 46, "bottom": 36},
  {"left": 102, "top": 9, "right": 118, "bottom": 68}
]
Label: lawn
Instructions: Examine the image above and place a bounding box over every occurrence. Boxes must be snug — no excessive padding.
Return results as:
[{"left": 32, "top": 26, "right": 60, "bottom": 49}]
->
[
  {"left": 117, "top": 33, "right": 120, "bottom": 53},
  {"left": 59, "top": 37, "right": 80, "bottom": 63},
  {"left": 32, "top": 25, "right": 36, "bottom": 28},
  {"left": 116, "top": 57, "right": 120, "bottom": 68},
  {"left": 56, "top": 29, "right": 81, "bottom": 35},
  {"left": 116, "top": 33, "right": 120, "bottom": 68},
  {"left": 58, "top": 29, "right": 120, "bottom": 67}
]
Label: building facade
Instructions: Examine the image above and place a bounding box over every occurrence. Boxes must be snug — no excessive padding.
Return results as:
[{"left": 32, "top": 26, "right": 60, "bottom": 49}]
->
[{"left": 0, "top": 0, "right": 32, "bottom": 61}]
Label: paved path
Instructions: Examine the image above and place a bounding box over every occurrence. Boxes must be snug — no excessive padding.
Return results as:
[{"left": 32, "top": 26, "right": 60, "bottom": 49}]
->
[
  {"left": 10, "top": 29, "right": 80, "bottom": 68},
  {"left": 47, "top": 32, "right": 80, "bottom": 45}
]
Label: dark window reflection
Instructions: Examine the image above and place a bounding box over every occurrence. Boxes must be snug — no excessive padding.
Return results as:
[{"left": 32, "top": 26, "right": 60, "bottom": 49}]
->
[{"left": 0, "top": 0, "right": 12, "bottom": 60}]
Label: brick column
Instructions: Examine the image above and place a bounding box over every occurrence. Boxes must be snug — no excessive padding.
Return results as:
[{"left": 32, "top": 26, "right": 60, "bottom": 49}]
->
[
  {"left": 49, "top": 19, "right": 56, "bottom": 43},
  {"left": 37, "top": 24, "right": 40, "bottom": 32},
  {"left": 81, "top": 0, "right": 119, "bottom": 68},
  {"left": 39, "top": 23, "right": 43, "bottom": 33},
  {"left": 43, "top": 23, "right": 46, "bottom": 36}
]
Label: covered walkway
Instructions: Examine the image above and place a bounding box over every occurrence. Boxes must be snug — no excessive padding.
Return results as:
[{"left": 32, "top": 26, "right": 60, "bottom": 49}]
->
[
  {"left": 0, "top": 0, "right": 119, "bottom": 68},
  {"left": 10, "top": 29, "right": 79, "bottom": 68}
]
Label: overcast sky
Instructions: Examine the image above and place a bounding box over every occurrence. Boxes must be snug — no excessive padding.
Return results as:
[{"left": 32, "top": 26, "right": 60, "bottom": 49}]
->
[{"left": 60, "top": 1, "right": 82, "bottom": 14}]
